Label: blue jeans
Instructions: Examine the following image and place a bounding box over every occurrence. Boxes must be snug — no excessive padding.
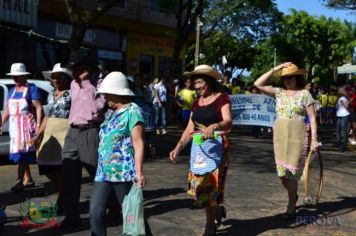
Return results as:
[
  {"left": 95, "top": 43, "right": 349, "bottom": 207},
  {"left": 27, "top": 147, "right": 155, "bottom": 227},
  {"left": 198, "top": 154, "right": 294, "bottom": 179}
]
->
[
  {"left": 336, "top": 116, "right": 349, "bottom": 149},
  {"left": 90, "top": 181, "right": 132, "bottom": 236},
  {"left": 153, "top": 102, "right": 167, "bottom": 129}
]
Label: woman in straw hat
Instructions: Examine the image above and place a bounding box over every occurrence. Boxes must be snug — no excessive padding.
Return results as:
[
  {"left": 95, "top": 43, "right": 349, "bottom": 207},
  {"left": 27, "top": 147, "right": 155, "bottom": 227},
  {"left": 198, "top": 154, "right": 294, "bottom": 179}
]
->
[
  {"left": 335, "top": 86, "right": 350, "bottom": 152},
  {"left": 90, "top": 71, "right": 145, "bottom": 236},
  {"left": 169, "top": 65, "right": 232, "bottom": 235},
  {"left": 33, "top": 63, "right": 72, "bottom": 209},
  {"left": 0, "top": 63, "right": 43, "bottom": 192},
  {"left": 254, "top": 62, "right": 319, "bottom": 219}
]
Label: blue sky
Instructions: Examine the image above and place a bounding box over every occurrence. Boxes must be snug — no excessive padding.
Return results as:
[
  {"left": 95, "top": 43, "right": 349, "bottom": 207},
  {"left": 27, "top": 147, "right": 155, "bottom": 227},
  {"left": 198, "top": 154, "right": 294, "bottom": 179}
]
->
[{"left": 275, "top": 0, "right": 355, "bottom": 22}]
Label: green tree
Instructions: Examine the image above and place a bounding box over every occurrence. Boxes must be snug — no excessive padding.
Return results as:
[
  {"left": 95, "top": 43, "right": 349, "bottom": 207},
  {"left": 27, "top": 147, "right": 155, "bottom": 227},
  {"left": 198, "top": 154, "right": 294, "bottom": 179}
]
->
[
  {"left": 321, "top": 0, "right": 356, "bottom": 10},
  {"left": 251, "top": 10, "right": 354, "bottom": 85},
  {"left": 196, "top": 0, "right": 282, "bottom": 75},
  {"left": 63, "top": 0, "right": 118, "bottom": 61}
]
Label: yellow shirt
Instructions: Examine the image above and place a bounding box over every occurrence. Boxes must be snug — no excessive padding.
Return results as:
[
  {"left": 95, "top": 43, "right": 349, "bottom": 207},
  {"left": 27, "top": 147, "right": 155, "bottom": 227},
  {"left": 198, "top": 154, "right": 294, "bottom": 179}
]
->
[
  {"left": 318, "top": 94, "right": 328, "bottom": 108},
  {"left": 230, "top": 86, "right": 241, "bottom": 95},
  {"left": 178, "top": 89, "right": 196, "bottom": 110},
  {"left": 328, "top": 95, "right": 338, "bottom": 107}
]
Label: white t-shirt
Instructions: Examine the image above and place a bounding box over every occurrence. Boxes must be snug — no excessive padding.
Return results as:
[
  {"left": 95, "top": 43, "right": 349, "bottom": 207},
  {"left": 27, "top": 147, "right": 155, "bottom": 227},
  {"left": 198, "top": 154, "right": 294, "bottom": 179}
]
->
[
  {"left": 336, "top": 96, "right": 350, "bottom": 117},
  {"left": 153, "top": 82, "right": 167, "bottom": 103}
]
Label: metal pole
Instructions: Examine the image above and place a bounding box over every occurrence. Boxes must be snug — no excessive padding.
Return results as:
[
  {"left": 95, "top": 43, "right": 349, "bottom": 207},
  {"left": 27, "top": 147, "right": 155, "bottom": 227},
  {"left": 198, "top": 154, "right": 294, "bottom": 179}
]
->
[
  {"left": 273, "top": 48, "right": 277, "bottom": 67},
  {"left": 194, "top": 15, "right": 201, "bottom": 67}
]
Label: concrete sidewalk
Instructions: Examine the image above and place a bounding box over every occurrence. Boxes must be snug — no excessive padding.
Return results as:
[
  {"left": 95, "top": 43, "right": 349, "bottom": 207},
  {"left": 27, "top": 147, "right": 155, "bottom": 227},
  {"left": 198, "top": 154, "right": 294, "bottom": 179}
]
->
[{"left": 0, "top": 125, "right": 355, "bottom": 235}]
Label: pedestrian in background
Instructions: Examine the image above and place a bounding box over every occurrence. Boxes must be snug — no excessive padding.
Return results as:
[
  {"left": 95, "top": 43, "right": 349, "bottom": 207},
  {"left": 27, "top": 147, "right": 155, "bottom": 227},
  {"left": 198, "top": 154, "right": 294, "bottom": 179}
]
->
[
  {"left": 254, "top": 62, "right": 319, "bottom": 220},
  {"left": 60, "top": 56, "right": 105, "bottom": 228},
  {"left": 90, "top": 71, "right": 145, "bottom": 236},
  {"left": 0, "top": 63, "right": 42, "bottom": 193},
  {"left": 170, "top": 65, "right": 232, "bottom": 235},
  {"left": 153, "top": 74, "right": 168, "bottom": 135},
  {"left": 34, "top": 63, "right": 72, "bottom": 210},
  {"left": 176, "top": 77, "right": 196, "bottom": 127},
  {"left": 335, "top": 86, "right": 350, "bottom": 152}
]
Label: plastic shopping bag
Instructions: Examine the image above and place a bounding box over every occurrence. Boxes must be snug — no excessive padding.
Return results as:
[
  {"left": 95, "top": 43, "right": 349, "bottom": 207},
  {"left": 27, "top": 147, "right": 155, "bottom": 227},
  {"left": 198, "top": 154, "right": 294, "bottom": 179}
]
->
[{"left": 122, "top": 184, "right": 146, "bottom": 236}]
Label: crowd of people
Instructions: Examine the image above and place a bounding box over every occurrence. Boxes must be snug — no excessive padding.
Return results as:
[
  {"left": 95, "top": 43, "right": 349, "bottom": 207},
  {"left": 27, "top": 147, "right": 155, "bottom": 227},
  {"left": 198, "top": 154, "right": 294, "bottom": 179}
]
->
[{"left": 0, "top": 58, "right": 355, "bottom": 235}]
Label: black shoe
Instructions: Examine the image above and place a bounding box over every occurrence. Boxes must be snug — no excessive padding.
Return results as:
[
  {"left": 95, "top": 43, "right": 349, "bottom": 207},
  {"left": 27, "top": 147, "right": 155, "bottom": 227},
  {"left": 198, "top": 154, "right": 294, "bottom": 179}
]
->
[
  {"left": 23, "top": 181, "right": 35, "bottom": 188},
  {"left": 10, "top": 184, "right": 24, "bottom": 193},
  {"left": 59, "top": 218, "right": 81, "bottom": 229}
]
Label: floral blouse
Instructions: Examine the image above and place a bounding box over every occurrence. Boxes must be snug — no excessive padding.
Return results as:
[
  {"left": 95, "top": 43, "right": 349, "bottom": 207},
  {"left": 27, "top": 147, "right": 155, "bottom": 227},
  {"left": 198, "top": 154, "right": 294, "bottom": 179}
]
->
[
  {"left": 94, "top": 103, "right": 144, "bottom": 183},
  {"left": 274, "top": 88, "right": 314, "bottom": 120},
  {"left": 45, "top": 90, "right": 71, "bottom": 118}
]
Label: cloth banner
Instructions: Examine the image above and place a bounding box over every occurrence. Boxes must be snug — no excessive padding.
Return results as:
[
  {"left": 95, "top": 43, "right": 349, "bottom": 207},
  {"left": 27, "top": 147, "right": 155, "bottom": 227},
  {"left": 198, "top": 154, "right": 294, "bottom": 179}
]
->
[{"left": 230, "top": 94, "right": 276, "bottom": 127}]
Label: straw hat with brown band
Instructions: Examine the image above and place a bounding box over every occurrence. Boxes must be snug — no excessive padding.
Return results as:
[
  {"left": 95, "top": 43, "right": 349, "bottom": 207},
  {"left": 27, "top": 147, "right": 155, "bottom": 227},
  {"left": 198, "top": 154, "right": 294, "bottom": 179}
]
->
[
  {"left": 279, "top": 63, "right": 306, "bottom": 78},
  {"left": 184, "top": 64, "right": 223, "bottom": 81}
]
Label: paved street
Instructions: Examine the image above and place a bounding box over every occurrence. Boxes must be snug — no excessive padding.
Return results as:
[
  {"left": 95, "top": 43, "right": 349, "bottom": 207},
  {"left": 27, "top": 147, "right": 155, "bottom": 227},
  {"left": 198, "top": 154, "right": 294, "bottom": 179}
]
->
[{"left": 0, "top": 125, "right": 355, "bottom": 236}]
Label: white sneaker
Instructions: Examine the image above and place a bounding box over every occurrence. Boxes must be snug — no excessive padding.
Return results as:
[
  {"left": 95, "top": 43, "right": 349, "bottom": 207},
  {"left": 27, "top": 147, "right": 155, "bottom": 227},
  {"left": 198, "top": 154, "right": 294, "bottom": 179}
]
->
[
  {"left": 161, "top": 129, "right": 168, "bottom": 135},
  {"left": 156, "top": 129, "right": 160, "bottom": 135}
]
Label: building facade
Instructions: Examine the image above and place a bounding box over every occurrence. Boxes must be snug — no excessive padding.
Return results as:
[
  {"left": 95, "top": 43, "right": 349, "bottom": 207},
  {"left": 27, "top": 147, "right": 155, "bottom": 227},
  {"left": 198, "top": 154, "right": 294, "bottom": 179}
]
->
[{"left": 0, "top": 0, "right": 187, "bottom": 79}]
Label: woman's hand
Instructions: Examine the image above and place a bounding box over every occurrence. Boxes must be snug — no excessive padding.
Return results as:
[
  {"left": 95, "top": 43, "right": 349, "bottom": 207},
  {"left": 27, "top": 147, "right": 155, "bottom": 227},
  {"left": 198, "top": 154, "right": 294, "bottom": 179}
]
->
[
  {"left": 135, "top": 174, "right": 145, "bottom": 188},
  {"left": 169, "top": 147, "right": 181, "bottom": 163},
  {"left": 311, "top": 139, "right": 320, "bottom": 151},
  {"left": 273, "top": 62, "right": 293, "bottom": 72},
  {"left": 200, "top": 124, "right": 216, "bottom": 140}
]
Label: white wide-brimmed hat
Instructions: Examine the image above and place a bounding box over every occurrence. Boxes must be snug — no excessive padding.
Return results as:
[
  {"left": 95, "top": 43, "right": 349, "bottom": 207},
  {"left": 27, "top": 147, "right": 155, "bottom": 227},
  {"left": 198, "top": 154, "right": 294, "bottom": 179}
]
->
[
  {"left": 184, "top": 64, "right": 223, "bottom": 81},
  {"left": 97, "top": 71, "right": 134, "bottom": 96},
  {"left": 6, "top": 63, "right": 31, "bottom": 76},
  {"left": 42, "top": 63, "right": 73, "bottom": 80}
]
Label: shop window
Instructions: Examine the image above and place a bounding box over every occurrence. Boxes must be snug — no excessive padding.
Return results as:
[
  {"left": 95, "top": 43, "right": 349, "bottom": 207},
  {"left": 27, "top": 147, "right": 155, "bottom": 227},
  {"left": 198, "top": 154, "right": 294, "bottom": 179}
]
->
[
  {"left": 159, "top": 57, "right": 172, "bottom": 73},
  {"left": 116, "top": 0, "right": 126, "bottom": 9},
  {"left": 149, "top": 0, "right": 164, "bottom": 13},
  {"left": 139, "top": 54, "right": 154, "bottom": 78}
]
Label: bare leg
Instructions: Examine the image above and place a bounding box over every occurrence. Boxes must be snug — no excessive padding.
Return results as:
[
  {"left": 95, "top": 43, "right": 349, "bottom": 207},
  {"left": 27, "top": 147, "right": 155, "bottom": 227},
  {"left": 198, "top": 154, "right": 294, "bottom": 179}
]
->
[
  {"left": 23, "top": 164, "right": 34, "bottom": 183},
  {"left": 286, "top": 179, "right": 298, "bottom": 213},
  {"left": 204, "top": 207, "right": 216, "bottom": 235}
]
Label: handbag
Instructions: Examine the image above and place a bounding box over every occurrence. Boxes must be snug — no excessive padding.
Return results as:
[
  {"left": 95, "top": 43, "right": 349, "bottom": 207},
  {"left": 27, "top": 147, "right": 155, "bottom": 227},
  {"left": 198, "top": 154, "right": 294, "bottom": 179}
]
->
[
  {"left": 122, "top": 183, "right": 146, "bottom": 236},
  {"left": 190, "top": 133, "right": 223, "bottom": 175}
]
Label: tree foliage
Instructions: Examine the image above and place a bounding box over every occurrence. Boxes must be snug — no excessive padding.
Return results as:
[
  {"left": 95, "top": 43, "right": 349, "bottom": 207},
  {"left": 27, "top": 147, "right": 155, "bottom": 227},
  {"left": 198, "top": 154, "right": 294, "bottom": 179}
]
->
[
  {"left": 63, "top": 0, "right": 118, "bottom": 61},
  {"left": 250, "top": 10, "right": 355, "bottom": 85},
  {"left": 196, "top": 0, "right": 282, "bottom": 74},
  {"left": 321, "top": 0, "right": 356, "bottom": 10}
]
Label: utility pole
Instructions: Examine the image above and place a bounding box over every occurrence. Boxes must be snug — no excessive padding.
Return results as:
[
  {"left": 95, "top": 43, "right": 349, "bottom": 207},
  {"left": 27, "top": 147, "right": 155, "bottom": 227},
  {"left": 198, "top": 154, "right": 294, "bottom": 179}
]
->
[
  {"left": 273, "top": 48, "right": 277, "bottom": 67},
  {"left": 194, "top": 15, "right": 202, "bottom": 67}
]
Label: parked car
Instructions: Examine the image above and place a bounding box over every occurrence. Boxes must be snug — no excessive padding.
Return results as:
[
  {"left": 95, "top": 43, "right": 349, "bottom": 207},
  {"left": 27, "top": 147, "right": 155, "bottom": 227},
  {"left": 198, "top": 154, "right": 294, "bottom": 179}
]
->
[{"left": 0, "top": 79, "right": 53, "bottom": 133}]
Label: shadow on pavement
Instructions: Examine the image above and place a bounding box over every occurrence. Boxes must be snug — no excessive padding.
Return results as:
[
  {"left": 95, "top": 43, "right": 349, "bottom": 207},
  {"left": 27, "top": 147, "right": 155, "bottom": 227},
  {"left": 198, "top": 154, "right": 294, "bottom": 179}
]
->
[{"left": 220, "top": 196, "right": 356, "bottom": 235}]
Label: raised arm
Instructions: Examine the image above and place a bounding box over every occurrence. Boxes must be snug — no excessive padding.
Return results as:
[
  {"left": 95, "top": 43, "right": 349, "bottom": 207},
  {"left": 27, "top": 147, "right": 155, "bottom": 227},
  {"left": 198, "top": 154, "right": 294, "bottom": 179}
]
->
[{"left": 254, "top": 62, "right": 292, "bottom": 97}]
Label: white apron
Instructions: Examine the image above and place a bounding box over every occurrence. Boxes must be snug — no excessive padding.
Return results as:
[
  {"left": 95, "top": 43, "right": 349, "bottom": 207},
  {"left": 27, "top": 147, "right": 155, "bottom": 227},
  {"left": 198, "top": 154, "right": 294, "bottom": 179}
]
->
[{"left": 8, "top": 87, "right": 36, "bottom": 155}]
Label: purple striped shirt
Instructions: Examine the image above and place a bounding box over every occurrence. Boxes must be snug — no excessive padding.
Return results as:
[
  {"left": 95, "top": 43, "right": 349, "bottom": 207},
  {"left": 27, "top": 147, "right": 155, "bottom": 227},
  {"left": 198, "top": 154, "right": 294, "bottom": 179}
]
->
[{"left": 69, "top": 80, "right": 105, "bottom": 125}]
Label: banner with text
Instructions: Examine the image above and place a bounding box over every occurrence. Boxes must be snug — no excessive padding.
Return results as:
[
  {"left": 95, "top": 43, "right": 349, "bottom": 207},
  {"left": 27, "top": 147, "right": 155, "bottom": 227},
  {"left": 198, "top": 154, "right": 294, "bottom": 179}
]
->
[{"left": 230, "top": 94, "right": 276, "bottom": 127}]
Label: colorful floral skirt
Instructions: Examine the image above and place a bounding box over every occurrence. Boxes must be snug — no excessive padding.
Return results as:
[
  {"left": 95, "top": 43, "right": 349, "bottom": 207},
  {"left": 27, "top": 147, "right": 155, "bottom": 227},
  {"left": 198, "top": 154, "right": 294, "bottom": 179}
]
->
[{"left": 187, "top": 136, "right": 229, "bottom": 208}]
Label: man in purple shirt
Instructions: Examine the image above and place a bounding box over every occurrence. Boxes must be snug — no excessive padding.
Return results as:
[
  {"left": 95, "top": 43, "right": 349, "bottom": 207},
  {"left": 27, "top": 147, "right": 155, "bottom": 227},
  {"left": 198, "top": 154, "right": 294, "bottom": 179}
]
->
[{"left": 60, "top": 57, "right": 105, "bottom": 228}]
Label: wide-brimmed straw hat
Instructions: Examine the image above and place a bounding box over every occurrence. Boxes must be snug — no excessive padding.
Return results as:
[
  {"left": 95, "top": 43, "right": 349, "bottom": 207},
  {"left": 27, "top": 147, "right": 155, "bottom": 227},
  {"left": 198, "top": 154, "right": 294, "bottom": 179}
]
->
[
  {"left": 280, "top": 63, "right": 305, "bottom": 77},
  {"left": 184, "top": 64, "right": 223, "bottom": 81},
  {"left": 97, "top": 71, "right": 134, "bottom": 96},
  {"left": 42, "top": 63, "right": 73, "bottom": 80},
  {"left": 6, "top": 63, "right": 31, "bottom": 76}
]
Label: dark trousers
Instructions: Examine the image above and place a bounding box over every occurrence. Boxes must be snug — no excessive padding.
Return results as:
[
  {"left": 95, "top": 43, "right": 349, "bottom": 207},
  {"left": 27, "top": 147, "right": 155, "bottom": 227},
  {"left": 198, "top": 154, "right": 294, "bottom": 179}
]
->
[
  {"left": 90, "top": 182, "right": 132, "bottom": 236},
  {"left": 62, "top": 127, "right": 99, "bottom": 222},
  {"left": 336, "top": 116, "right": 349, "bottom": 149}
]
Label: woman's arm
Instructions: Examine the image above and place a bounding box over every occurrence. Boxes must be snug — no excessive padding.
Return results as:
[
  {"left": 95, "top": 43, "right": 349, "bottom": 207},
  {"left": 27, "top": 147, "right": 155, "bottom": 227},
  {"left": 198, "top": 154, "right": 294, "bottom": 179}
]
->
[
  {"left": 169, "top": 114, "right": 195, "bottom": 163},
  {"left": 32, "top": 100, "right": 43, "bottom": 133},
  {"left": 131, "top": 123, "right": 145, "bottom": 187},
  {"left": 254, "top": 62, "right": 292, "bottom": 97},
  {"left": 306, "top": 104, "right": 319, "bottom": 151}
]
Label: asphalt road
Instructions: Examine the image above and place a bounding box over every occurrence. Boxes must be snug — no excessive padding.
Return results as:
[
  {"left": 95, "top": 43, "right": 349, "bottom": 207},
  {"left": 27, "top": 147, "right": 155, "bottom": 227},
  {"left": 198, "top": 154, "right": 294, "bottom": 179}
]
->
[{"left": 0, "top": 125, "right": 355, "bottom": 235}]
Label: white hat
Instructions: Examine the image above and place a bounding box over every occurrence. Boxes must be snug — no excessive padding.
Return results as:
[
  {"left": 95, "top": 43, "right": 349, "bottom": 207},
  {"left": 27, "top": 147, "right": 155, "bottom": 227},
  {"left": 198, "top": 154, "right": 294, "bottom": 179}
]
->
[
  {"left": 97, "top": 71, "right": 134, "bottom": 96},
  {"left": 42, "top": 63, "right": 73, "bottom": 80},
  {"left": 6, "top": 63, "right": 31, "bottom": 76}
]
